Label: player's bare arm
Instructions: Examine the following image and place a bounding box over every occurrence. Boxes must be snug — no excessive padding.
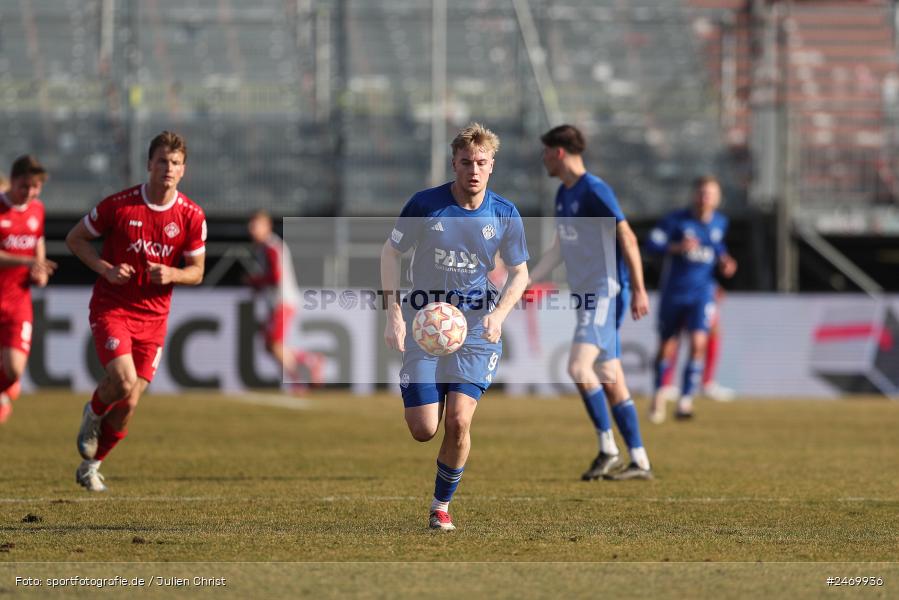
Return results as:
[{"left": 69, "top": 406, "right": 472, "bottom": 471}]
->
[
  {"left": 29, "top": 237, "right": 57, "bottom": 287},
  {"left": 147, "top": 253, "right": 204, "bottom": 286},
  {"left": 380, "top": 241, "right": 406, "bottom": 352},
  {"left": 482, "top": 261, "right": 528, "bottom": 343},
  {"left": 617, "top": 221, "right": 649, "bottom": 320},
  {"left": 527, "top": 232, "right": 561, "bottom": 284},
  {"left": 65, "top": 219, "right": 134, "bottom": 284}
]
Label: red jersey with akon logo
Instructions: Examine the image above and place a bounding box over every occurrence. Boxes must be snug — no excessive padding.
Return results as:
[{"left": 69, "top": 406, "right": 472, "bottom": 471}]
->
[
  {"left": 83, "top": 184, "right": 206, "bottom": 319},
  {"left": 0, "top": 192, "right": 44, "bottom": 309}
]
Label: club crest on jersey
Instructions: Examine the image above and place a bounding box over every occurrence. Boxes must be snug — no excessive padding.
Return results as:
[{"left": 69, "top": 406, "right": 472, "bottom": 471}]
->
[
  {"left": 570, "top": 201, "right": 579, "bottom": 213},
  {"left": 105, "top": 337, "right": 120, "bottom": 351},
  {"left": 26, "top": 216, "right": 39, "bottom": 232},
  {"left": 164, "top": 222, "right": 181, "bottom": 238},
  {"left": 482, "top": 224, "right": 496, "bottom": 240}
]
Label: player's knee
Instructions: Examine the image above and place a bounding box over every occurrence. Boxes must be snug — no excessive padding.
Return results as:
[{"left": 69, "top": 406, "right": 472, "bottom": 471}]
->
[
  {"left": 109, "top": 374, "right": 138, "bottom": 399},
  {"left": 3, "top": 361, "right": 24, "bottom": 381},
  {"left": 444, "top": 414, "right": 470, "bottom": 442},
  {"left": 567, "top": 361, "right": 591, "bottom": 383},
  {"left": 408, "top": 421, "right": 437, "bottom": 442}
]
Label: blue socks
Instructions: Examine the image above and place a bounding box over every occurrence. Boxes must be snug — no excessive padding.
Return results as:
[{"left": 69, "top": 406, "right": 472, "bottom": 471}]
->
[
  {"left": 579, "top": 387, "right": 612, "bottom": 433},
  {"left": 434, "top": 461, "right": 464, "bottom": 503},
  {"left": 611, "top": 398, "right": 644, "bottom": 451},
  {"left": 682, "top": 360, "right": 703, "bottom": 398},
  {"left": 654, "top": 359, "right": 670, "bottom": 391}
]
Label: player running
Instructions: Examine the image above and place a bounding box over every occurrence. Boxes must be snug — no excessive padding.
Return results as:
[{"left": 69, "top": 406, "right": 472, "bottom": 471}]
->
[
  {"left": 245, "top": 210, "right": 323, "bottom": 392},
  {"left": 646, "top": 175, "right": 737, "bottom": 423},
  {"left": 0, "top": 156, "right": 57, "bottom": 424},
  {"left": 66, "top": 131, "right": 207, "bottom": 491},
  {"left": 381, "top": 123, "right": 529, "bottom": 531},
  {"left": 530, "top": 124, "right": 653, "bottom": 481}
]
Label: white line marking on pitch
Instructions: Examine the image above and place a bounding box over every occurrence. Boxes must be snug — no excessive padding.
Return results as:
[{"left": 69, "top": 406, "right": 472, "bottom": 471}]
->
[
  {"left": 316, "top": 496, "right": 897, "bottom": 504},
  {"left": 213, "top": 392, "right": 312, "bottom": 410},
  {"left": 1, "top": 496, "right": 894, "bottom": 505}
]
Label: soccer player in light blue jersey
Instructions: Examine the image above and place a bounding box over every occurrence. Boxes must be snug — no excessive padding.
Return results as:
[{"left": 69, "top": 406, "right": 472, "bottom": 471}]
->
[
  {"left": 645, "top": 175, "right": 737, "bottom": 422},
  {"left": 530, "top": 125, "right": 653, "bottom": 481},
  {"left": 381, "top": 123, "right": 529, "bottom": 531}
]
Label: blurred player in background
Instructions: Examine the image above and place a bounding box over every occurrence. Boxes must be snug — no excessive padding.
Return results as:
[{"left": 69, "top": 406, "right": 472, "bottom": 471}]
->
[
  {"left": 0, "top": 156, "right": 57, "bottom": 424},
  {"left": 66, "top": 131, "right": 207, "bottom": 491},
  {"left": 530, "top": 124, "right": 653, "bottom": 481},
  {"left": 381, "top": 123, "right": 529, "bottom": 531},
  {"left": 646, "top": 175, "right": 737, "bottom": 423},
  {"left": 657, "top": 286, "right": 735, "bottom": 402},
  {"left": 245, "top": 210, "right": 323, "bottom": 392}
]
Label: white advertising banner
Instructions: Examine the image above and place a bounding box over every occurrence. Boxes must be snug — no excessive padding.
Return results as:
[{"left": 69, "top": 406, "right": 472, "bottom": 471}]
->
[{"left": 21, "top": 289, "right": 899, "bottom": 399}]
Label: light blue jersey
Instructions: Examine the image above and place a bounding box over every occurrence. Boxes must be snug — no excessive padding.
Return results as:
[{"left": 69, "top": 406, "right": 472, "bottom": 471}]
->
[
  {"left": 646, "top": 208, "right": 729, "bottom": 304},
  {"left": 390, "top": 182, "right": 529, "bottom": 318},
  {"left": 389, "top": 182, "right": 529, "bottom": 406},
  {"left": 555, "top": 172, "right": 630, "bottom": 359},
  {"left": 555, "top": 173, "right": 629, "bottom": 295}
]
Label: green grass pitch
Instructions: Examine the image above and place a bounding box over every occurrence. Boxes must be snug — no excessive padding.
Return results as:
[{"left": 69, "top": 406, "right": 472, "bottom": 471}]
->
[{"left": 0, "top": 390, "right": 897, "bottom": 598}]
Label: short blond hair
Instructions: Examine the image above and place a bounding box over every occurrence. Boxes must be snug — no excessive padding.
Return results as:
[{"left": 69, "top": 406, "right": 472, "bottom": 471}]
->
[{"left": 451, "top": 122, "right": 500, "bottom": 156}]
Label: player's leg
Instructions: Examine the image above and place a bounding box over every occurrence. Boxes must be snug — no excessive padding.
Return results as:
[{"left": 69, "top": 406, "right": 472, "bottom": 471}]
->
[
  {"left": 599, "top": 359, "right": 653, "bottom": 480},
  {"left": 649, "top": 335, "right": 679, "bottom": 424},
  {"left": 75, "top": 354, "right": 139, "bottom": 492},
  {"left": 427, "top": 335, "right": 499, "bottom": 531},
  {"left": 676, "top": 300, "right": 714, "bottom": 418},
  {"left": 429, "top": 387, "right": 478, "bottom": 531},
  {"left": 0, "top": 312, "right": 32, "bottom": 423},
  {"left": 650, "top": 298, "right": 687, "bottom": 423},
  {"left": 77, "top": 353, "right": 139, "bottom": 460},
  {"left": 571, "top": 295, "right": 621, "bottom": 479},
  {"left": 0, "top": 347, "right": 27, "bottom": 424},
  {"left": 701, "top": 302, "right": 734, "bottom": 401},
  {"left": 400, "top": 342, "right": 444, "bottom": 441},
  {"left": 569, "top": 342, "right": 622, "bottom": 479}
]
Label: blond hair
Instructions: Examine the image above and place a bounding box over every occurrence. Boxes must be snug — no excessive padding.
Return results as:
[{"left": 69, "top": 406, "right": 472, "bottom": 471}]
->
[{"left": 451, "top": 122, "right": 500, "bottom": 156}]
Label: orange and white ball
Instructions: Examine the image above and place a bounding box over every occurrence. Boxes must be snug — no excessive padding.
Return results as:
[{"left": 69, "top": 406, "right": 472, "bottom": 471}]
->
[{"left": 412, "top": 302, "right": 468, "bottom": 356}]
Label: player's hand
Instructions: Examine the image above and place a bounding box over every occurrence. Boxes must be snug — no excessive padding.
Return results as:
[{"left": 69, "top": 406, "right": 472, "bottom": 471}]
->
[
  {"left": 384, "top": 307, "right": 406, "bottom": 352},
  {"left": 147, "top": 261, "right": 174, "bottom": 285},
  {"left": 104, "top": 263, "right": 135, "bottom": 285},
  {"left": 719, "top": 255, "right": 738, "bottom": 278},
  {"left": 679, "top": 237, "right": 700, "bottom": 254},
  {"left": 481, "top": 312, "right": 503, "bottom": 344},
  {"left": 29, "top": 259, "right": 57, "bottom": 286},
  {"left": 630, "top": 288, "right": 650, "bottom": 321}
]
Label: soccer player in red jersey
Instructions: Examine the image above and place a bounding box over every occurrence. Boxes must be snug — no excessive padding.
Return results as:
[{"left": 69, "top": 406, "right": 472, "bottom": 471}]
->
[
  {"left": 245, "top": 210, "right": 323, "bottom": 392},
  {"left": 66, "top": 131, "right": 207, "bottom": 491},
  {"left": 0, "top": 156, "right": 57, "bottom": 424}
]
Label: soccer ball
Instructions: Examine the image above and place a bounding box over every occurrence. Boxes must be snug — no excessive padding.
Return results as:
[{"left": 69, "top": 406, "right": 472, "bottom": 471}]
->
[{"left": 412, "top": 302, "right": 468, "bottom": 356}]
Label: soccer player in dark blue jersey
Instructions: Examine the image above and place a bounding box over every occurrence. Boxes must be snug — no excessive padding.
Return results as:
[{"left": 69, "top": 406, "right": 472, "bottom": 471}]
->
[
  {"left": 381, "top": 123, "right": 529, "bottom": 531},
  {"left": 530, "top": 124, "right": 653, "bottom": 481},
  {"left": 645, "top": 175, "right": 737, "bottom": 422}
]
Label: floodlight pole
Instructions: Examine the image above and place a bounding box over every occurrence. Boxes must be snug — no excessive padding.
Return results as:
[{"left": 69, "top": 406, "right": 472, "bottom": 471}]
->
[{"left": 429, "top": 0, "right": 447, "bottom": 187}]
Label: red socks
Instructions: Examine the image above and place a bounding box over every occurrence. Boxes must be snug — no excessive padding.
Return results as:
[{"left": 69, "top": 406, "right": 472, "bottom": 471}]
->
[
  {"left": 90, "top": 390, "right": 112, "bottom": 416},
  {"left": 95, "top": 420, "right": 127, "bottom": 461}
]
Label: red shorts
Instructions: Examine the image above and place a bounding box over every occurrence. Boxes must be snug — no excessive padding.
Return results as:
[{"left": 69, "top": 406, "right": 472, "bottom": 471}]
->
[
  {"left": 265, "top": 303, "right": 295, "bottom": 346},
  {"left": 90, "top": 314, "right": 168, "bottom": 382},
  {"left": 0, "top": 301, "right": 33, "bottom": 355}
]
